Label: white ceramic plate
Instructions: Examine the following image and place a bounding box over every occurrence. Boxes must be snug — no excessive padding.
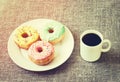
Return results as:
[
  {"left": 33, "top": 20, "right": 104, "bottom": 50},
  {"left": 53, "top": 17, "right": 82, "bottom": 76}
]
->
[{"left": 8, "top": 19, "right": 74, "bottom": 71}]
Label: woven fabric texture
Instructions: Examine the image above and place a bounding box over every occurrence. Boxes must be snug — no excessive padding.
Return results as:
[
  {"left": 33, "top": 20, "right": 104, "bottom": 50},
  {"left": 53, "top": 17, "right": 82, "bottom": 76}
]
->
[{"left": 0, "top": 0, "right": 120, "bottom": 82}]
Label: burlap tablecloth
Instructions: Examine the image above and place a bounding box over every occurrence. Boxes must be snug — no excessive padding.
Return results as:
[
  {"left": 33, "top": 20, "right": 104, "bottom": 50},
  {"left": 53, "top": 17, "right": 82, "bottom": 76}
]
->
[{"left": 0, "top": 0, "right": 120, "bottom": 82}]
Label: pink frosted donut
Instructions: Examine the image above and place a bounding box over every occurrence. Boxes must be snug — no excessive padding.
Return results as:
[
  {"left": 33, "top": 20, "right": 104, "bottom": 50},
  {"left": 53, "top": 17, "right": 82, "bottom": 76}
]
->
[{"left": 28, "top": 41, "right": 54, "bottom": 65}]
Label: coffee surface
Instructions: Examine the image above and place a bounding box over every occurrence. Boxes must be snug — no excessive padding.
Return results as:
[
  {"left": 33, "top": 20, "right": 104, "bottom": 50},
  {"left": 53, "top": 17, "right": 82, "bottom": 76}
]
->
[{"left": 82, "top": 33, "right": 101, "bottom": 46}]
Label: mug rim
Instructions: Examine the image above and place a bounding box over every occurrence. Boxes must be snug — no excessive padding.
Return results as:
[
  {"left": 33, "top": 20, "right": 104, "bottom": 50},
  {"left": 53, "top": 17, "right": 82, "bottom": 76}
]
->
[{"left": 80, "top": 30, "right": 103, "bottom": 47}]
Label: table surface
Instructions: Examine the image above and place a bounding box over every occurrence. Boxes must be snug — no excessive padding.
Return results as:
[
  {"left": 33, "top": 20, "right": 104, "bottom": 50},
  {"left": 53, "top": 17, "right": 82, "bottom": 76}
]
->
[{"left": 0, "top": 0, "right": 120, "bottom": 82}]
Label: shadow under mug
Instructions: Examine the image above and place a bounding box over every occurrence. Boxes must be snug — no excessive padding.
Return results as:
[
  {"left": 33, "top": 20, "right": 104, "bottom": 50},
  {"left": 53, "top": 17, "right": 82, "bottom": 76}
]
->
[{"left": 80, "top": 30, "right": 111, "bottom": 62}]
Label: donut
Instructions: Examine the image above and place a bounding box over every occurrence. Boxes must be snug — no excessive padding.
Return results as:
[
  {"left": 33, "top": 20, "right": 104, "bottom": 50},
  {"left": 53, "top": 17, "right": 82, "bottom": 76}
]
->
[
  {"left": 40, "top": 21, "right": 65, "bottom": 44},
  {"left": 28, "top": 41, "right": 54, "bottom": 65},
  {"left": 14, "top": 26, "right": 40, "bottom": 49}
]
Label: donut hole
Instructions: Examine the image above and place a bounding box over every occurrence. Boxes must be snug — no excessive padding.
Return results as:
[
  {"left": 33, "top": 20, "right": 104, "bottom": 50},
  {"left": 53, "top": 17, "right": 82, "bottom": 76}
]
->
[
  {"left": 37, "top": 47, "right": 43, "bottom": 53},
  {"left": 22, "top": 33, "right": 28, "bottom": 38},
  {"left": 48, "top": 28, "right": 54, "bottom": 33}
]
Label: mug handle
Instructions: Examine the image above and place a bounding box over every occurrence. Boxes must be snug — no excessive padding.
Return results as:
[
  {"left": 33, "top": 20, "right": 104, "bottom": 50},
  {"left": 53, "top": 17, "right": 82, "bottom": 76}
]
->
[{"left": 101, "top": 39, "right": 111, "bottom": 52}]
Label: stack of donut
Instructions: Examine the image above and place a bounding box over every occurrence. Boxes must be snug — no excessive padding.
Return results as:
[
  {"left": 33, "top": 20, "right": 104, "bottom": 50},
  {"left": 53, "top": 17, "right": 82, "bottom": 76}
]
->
[{"left": 14, "top": 21, "right": 65, "bottom": 65}]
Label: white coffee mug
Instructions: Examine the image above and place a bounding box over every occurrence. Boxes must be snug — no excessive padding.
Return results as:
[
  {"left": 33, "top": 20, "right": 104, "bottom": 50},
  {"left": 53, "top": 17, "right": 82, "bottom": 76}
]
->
[{"left": 80, "top": 30, "right": 111, "bottom": 62}]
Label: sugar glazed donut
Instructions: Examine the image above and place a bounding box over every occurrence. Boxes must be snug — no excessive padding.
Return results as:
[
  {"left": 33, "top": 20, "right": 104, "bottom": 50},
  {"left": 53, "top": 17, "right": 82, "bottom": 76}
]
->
[
  {"left": 28, "top": 41, "right": 54, "bottom": 65},
  {"left": 14, "top": 26, "right": 40, "bottom": 49},
  {"left": 40, "top": 21, "right": 65, "bottom": 44}
]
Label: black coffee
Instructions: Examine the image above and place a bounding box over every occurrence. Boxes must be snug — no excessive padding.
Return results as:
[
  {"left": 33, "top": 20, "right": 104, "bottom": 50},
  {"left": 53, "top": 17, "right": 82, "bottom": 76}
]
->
[{"left": 82, "top": 33, "right": 101, "bottom": 46}]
